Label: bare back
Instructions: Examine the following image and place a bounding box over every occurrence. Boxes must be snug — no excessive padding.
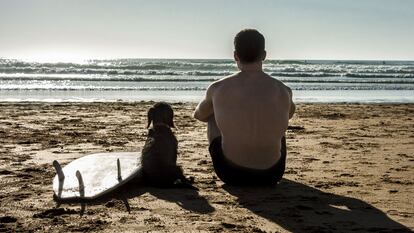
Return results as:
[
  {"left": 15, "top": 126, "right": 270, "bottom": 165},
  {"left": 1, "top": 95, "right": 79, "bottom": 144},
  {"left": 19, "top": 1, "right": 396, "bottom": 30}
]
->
[{"left": 212, "top": 71, "right": 291, "bottom": 169}]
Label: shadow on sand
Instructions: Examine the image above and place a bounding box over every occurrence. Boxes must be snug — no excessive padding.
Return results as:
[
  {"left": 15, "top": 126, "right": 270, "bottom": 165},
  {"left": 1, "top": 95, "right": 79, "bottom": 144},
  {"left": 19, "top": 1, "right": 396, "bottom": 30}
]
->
[
  {"left": 53, "top": 179, "right": 215, "bottom": 216},
  {"left": 223, "top": 179, "right": 411, "bottom": 233}
]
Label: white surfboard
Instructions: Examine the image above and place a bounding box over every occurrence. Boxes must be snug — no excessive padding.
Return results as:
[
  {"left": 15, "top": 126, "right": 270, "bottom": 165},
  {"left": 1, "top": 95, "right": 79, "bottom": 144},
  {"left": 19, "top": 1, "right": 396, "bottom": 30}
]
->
[{"left": 52, "top": 152, "right": 142, "bottom": 200}]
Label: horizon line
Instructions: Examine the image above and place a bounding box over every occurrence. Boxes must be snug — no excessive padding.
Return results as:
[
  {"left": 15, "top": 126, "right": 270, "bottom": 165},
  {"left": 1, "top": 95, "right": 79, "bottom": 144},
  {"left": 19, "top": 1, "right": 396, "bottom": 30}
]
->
[{"left": 1, "top": 56, "right": 414, "bottom": 63}]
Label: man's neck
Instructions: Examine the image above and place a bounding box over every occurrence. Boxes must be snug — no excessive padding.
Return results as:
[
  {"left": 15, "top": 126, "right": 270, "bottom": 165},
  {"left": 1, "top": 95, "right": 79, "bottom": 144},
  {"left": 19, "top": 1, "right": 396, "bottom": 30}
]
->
[{"left": 237, "top": 61, "right": 263, "bottom": 72}]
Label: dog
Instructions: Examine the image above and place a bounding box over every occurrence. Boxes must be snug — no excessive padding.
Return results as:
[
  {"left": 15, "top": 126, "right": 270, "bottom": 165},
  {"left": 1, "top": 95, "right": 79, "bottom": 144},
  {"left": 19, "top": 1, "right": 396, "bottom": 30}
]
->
[{"left": 141, "top": 102, "right": 196, "bottom": 189}]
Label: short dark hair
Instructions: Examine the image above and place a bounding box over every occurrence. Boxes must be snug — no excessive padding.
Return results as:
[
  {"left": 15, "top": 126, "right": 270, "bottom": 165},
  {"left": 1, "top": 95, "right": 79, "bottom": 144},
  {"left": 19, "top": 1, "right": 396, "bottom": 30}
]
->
[{"left": 234, "top": 29, "right": 265, "bottom": 63}]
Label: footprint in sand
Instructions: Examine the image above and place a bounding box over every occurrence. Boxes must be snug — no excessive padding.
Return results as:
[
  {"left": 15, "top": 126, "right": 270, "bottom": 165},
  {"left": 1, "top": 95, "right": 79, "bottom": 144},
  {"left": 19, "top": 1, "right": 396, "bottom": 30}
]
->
[
  {"left": 33, "top": 208, "right": 78, "bottom": 219},
  {"left": 0, "top": 216, "right": 17, "bottom": 223}
]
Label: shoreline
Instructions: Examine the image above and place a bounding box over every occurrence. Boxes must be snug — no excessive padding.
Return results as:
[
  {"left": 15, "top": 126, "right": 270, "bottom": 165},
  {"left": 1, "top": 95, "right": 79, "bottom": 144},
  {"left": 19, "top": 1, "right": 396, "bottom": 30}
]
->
[
  {"left": 2, "top": 89, "right": 414, "bottom": 104},
  {"left": 1, "top": 101, "right": 414, "bottom": 106},
  {"left": 0, "top": 102, "right": 413, "bottom": 232}
]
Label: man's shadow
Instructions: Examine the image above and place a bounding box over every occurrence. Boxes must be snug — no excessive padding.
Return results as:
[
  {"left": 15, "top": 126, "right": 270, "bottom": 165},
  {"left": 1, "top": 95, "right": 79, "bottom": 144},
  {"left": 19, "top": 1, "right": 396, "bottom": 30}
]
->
[{"left": 223, "top": 179, "right": 411, "bottom": 233}]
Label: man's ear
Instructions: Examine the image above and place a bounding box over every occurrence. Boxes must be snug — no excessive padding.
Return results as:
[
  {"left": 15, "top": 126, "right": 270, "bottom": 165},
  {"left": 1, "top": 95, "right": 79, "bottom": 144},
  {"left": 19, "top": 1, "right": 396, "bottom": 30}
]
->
[
  {"left": 234, "top": 51, "right": 240, "bottom": 62},
  {"left": 147, "top": 107, "right": 154, "bottom": 128},
  {"left": 262, "top": 50, "right": 267, "bottom": 61}
]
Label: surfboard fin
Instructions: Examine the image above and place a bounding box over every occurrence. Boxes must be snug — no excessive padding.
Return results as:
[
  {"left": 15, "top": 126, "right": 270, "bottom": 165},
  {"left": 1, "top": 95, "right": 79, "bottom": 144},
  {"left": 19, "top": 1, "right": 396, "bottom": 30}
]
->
[
  {"left": 117, "top": 158, "right": 122, "bottom": 181},
  {"left": 76, "top": 170, "right": 86, "bottom": 215},
  {"left": 52, "top": 160, "right": 65, "bottom": 181},
  {"left": 76, "top": 170, "right": 85, "bottom": 197}
]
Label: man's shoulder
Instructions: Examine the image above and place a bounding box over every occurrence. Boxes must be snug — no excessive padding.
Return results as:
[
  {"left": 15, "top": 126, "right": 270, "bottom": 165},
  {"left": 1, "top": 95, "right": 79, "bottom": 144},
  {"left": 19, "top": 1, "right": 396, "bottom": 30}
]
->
[
  {"left": 208, "top": 73, "right": 239, "bottom": 90},
  {"left": 268, "top": 75, "right": 290, "bottom": 91},
  {"left": 265, "top": 74, "right": 284, "bottom": 85}
]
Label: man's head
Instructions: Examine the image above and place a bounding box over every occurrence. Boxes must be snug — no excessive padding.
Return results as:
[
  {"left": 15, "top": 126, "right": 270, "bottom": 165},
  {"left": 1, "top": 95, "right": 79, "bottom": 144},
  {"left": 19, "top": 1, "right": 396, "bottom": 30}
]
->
[{"left": 234, "top": 29, "right": 266, "bottom": 64}]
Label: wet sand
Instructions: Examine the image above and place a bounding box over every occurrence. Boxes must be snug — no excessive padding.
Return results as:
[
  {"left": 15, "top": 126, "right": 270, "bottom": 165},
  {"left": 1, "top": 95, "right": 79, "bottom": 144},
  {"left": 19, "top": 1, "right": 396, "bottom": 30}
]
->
[{"left": 0, "top": 102, "right": 413, "bottom": 232}]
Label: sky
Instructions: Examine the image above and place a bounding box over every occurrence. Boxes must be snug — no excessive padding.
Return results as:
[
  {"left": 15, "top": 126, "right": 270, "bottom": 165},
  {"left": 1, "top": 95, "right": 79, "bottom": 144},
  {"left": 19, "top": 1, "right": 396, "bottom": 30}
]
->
[{"left": 0, "top": 0, "right": 413, "bottom": 62}]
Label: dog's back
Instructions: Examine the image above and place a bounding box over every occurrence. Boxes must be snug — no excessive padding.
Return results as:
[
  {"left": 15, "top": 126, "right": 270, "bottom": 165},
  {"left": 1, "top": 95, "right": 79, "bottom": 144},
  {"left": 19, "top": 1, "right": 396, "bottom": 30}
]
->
[
  {"left": 141, "top": 125, "right": 177, "bottom": 172},
  {"left": 141, "top": 120, "right": 184, "bottom": 187}
]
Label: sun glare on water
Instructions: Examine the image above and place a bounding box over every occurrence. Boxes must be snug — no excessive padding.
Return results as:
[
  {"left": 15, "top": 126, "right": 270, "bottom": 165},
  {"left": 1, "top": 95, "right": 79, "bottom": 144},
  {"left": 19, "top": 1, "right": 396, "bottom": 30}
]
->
[{"left": 19, "top": 52, "right": 91, "bottom": 64}]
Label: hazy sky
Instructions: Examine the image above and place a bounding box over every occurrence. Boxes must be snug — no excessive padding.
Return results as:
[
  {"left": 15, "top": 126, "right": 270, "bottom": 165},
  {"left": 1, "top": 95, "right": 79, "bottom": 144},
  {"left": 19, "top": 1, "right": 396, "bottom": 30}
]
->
[{"left": 1, "top": 0, "right": 413, "bottom": 61}]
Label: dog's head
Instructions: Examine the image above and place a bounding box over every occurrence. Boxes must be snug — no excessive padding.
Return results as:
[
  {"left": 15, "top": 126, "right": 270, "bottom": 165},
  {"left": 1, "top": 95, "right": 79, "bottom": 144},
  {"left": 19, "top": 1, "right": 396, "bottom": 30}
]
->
[{"left": 147, "top": 102, "right": 175, "bottom": 128}]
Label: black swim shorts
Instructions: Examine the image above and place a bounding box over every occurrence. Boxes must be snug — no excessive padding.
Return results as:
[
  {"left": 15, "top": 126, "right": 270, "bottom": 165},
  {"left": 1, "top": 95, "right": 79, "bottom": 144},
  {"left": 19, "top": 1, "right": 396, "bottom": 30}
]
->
[{"left": 209, "top": 136, "right": 286, "bottom": 186}]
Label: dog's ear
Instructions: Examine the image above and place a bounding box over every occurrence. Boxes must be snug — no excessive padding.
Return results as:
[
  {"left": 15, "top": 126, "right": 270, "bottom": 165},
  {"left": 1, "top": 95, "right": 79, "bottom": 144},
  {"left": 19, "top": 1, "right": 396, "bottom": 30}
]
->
[
  {"left": 147, "top": 107, "right": 154, "bottom": 128},
  {"left": 169, "top": 116, "right": 175, "bottom": 128},
  {"left": 167, "top": 106, "right": 175, "bottom": 128}
]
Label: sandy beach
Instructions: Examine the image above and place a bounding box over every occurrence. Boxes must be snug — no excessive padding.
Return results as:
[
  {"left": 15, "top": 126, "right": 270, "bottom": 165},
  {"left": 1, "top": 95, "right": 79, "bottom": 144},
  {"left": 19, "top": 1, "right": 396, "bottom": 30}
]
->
[{"left": 0, "top": 102, "right": 413, "bottom": 232}]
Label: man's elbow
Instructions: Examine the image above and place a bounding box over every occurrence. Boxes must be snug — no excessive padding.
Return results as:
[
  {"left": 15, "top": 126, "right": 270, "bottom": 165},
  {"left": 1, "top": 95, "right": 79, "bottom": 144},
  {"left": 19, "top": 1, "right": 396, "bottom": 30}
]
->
[
  {"left": 289, "top": 103, "right": 296, "bottom": 119},
  {"left": 193, "top": 111, "right": 204, "bottom": 122},
  {"left": 193, "top": 111, "right": 200, "bottom": 120},
  {"left": 193, "top": 111, "right": 210, "bottom": 122}
]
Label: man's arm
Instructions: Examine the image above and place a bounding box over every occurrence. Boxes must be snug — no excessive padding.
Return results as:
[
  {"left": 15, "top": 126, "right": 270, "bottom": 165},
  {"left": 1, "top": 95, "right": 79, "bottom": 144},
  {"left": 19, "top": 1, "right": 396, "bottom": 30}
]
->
[
  {"left": 193, "top": 83, "right": 215, "bottom": 122},
  {"left": 287, "top": 86, "right": 295, "bottom": 119}
]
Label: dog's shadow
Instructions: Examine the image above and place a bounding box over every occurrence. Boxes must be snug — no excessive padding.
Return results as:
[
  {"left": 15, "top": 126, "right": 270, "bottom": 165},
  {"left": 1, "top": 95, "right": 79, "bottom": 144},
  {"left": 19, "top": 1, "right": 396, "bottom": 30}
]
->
[
  {"left": 223, "top": 179, "right": 411, "bottom": 232},
  {"left": 122, "top": 180, "right": 215, "bottom": 214},
  {"left": 145, "top": 187, "right": 214, "bottom": 214}
]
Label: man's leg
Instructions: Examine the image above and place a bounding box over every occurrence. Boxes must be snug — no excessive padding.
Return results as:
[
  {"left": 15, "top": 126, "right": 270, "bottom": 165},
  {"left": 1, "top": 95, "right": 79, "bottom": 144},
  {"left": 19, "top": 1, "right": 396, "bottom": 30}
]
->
[
  {"left": 207, "top": 116, "right": 235, "bottom": 184},
  {"left": 273, "top": 136, "right": 287, "bottom": 183},
  {"left": 207, "top": 115, "right": 221, "bottom": 143}
]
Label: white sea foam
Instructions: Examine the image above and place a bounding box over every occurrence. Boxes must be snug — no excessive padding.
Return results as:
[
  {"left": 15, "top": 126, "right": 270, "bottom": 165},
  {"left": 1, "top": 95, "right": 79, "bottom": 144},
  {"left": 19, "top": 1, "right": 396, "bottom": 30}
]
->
[{"left": 1, "top": 58, "right": 413, "bottom": 103}]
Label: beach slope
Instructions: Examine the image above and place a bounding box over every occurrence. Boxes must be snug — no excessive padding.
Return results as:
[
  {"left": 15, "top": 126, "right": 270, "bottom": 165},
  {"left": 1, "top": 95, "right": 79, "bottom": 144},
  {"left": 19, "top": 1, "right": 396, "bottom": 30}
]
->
[{"left": 0, "top": 102, "right": 412, "bottom": 232}]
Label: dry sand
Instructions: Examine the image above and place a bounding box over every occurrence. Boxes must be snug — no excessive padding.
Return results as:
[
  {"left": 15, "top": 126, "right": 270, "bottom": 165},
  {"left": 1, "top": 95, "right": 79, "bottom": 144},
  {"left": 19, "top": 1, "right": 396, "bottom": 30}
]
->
[{"left": 0, "top": 102, "right": 413, "bottom": 232}]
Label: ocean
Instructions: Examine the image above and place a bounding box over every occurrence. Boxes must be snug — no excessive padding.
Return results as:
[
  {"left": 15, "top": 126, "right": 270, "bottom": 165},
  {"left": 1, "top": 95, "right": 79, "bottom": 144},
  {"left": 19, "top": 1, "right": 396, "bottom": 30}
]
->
[{"left": 0, "top": 58, "right": 413, "bottom": 103}]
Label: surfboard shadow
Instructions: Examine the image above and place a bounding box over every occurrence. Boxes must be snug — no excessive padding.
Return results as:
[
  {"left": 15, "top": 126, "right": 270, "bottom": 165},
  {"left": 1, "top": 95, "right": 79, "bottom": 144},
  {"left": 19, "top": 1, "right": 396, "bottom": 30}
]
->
[
  {"left": 54, "top": 179, "right": 215, "bottom": 215},
  {"left": 53, "top": 182, "right": 145, "bottom": 214},
  {"left": 223, "top": 179, "right": 411, "bottom": 232}
]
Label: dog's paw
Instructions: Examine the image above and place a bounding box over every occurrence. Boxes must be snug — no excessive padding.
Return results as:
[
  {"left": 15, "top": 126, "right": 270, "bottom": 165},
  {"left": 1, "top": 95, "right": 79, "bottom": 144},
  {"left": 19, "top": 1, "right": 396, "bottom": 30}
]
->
[
  {"left": 173, "top": 179, "right": 183, "bottom": 185},
  {"left": 173, "top": 178, "right": 199, "bottom": 190}
]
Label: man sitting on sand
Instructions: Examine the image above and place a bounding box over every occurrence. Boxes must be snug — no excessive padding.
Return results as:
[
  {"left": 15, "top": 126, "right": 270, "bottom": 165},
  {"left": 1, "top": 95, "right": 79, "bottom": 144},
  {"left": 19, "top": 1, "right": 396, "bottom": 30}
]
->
[{"left": 194, "top": 29, "right": 295, "bottom": 186}]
